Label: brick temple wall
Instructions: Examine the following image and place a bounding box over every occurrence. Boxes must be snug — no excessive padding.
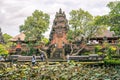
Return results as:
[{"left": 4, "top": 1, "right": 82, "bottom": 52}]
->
[{"left": 51, "top": 32, "right": 68, "bottom": 48}]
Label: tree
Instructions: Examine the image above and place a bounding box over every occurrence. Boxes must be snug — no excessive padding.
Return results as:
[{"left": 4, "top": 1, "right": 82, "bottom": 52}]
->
[
  {"left": 20, "top": 10, "right": 50, "bottom": 41},
  {"left": 68, "top": 8, "right": 106, "bottom": 42},
  {"left": 20, "top": 10, "right": 50, "bottom": 56},
  {"left": 3, "top": 33, "right": 12, "bottom": 48},
  {"left": 94, "top": 1, "right": 120, "bottom": 36},
  {"left": 69, "top": 8, "right": 92, "bottom": 40},
  {"left": 67, "top": 30, "right": 74, "bottom": 42},
  {"left": 107, "top": 1, "right": 120, "bottom": 36},
  {"left": 68, "top": 8, "right": 107, "bottom": 55},
  {"left": 3, "top": 33, "right": 12, "bottom": 42},
  {"left": 0, "top": 44, "right": 8, "bottom": 60}
]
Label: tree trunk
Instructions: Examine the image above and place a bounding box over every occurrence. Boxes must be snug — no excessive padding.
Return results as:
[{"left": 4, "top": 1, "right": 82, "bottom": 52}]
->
[
  {"left": 72, "top": 44, "right": 86, "bottom": 56},
  {"left": 70, "top": 44, "right": 74, "bottom": 55},
  {"left": 50, "top": 48, "right": 56, "bottom": 58},
  {"left": 38, "top": 49, "right": 48, "bottom": 64}
]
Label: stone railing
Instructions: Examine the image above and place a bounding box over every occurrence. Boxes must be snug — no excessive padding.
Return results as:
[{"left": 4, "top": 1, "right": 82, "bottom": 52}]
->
[
  {"left": 9, "top": 55, "right": 41, "bottom": 62},
  {"left": 69, "top": 54, "right": 104, "bottom": 61},
  {"left": 17, "top": 56, "right": 41, "bottom": 62}
]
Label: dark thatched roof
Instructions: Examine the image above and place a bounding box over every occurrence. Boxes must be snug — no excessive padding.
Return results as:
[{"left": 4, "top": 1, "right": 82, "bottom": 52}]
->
[{"left": 95, "top": 30, "right": 115, "bottom": 38}]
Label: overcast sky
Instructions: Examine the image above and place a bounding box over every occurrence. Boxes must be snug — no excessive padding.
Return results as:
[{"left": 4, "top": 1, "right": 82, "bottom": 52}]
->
[{"left": 0, "top": 0, "right": 118, "bottom": 37}]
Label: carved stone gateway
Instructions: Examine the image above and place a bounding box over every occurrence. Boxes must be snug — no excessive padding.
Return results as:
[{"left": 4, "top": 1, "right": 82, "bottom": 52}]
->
[{"left": 49, "top": 9, "right": 69, "bottom": 59}]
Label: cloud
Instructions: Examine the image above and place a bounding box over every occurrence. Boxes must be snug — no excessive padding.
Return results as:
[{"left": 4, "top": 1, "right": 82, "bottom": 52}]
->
[{"left": 0, "top": 0, "right": 117, "bottom": 37}]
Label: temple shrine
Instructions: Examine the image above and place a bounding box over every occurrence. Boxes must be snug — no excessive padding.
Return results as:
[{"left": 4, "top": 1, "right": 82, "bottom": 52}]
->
[
  {"left": 8, "top": 9, "right": 120, "bottom": 61},
  {"left": 49, "top": 9, "right": 69, "bottom": 58},
  {"left": 49, "top": 8, "right": 69, "bottom": 48}
]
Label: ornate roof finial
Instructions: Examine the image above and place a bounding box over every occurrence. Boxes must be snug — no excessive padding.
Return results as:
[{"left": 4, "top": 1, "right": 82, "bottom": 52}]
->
[{"left": 59, "top": 8, "right": 62, "bottom": 14}]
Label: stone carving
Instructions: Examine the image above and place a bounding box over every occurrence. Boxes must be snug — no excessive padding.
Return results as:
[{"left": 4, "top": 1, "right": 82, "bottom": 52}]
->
[
  {"left": 49, "top": 9, "right": 69, "bottom": 59},
  {"left": 49, "top": 8, "right": 69, "bottom": 49}
]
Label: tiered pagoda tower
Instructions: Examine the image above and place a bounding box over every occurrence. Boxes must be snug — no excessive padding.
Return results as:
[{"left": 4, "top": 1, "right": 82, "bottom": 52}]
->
[
  {"left": 49, "top": 9, "right": 69, "bottom": 59},
  {"left": 49, "top": 8, "right": 69, "bottom": 49}
]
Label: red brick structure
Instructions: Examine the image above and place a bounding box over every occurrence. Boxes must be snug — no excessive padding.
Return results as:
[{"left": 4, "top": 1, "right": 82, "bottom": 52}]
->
[{"left": 49, "top": 9, "right": 69, "bottom": 49}]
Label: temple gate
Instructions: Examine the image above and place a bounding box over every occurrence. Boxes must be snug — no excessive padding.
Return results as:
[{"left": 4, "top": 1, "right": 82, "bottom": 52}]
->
[{"left": 49, "top": 9, "right": 69, "bottom": 59}]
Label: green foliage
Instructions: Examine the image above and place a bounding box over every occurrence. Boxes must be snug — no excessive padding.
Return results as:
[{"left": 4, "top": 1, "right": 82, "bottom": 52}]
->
[
  {"left": 0, "top": 44, "right": 8, "bottom": 57},
  {"left": 104, "top": 59, "right": 120, "bottom": 65},
  {"left": 69, "top": 8, "right": 93, "bottom": 30},
  {"left": 95, "top": 45, "right": 103, "bottom": 56},
  {"left": 95, "top": 45, "right": 102, "bottom": 52},
  {"left": 97, "top": 52, "right": 103, "bottom": 56},
  {"left": 3, "top": 33, "right": 12, "bottom": 47},
  {"left": 117, "top": 39, "right": 120, "bottom": 47},
  {"left": 68, "top": 60, "right": 76, "bottom": 66},
  {"left": 95, "top": 1, "right": 120, "bottom": 36},
  {"left": 107, "top": 46, "right": 117, "bottom": 59},
  {"left": 69, "top": 8, "right": 93, "bottom": 39},
  {"left": 107, "top": 1, "right": 120, "bottom": 15},
  {"left": 67, "top": 30, "right": 74, "bottom": 42},
  {"left": 107, "top": 1, "right": 120, "bottom": 35},
  {"left": 83, "top": 52, "right": 91, "bottom": 55},
  {"left": 20, "top": 10, "right": 50, "bottom": 41},
  {"left": 41, "top": 37, "right": 49, "bottom": 45},
  {"left": 108, "top": 46, "right": 116, "bottom": 53},
  {"left": 103, "top": 43, "right": 117, "bottom": 60},
  {"left": 26, "top": 43, "right": 36, "bottom": 56},
  {"left": 29, "top": 48, "right": 36, "bottom": 56},
  {"left": 0, "top": 62, "right": 120, "bottom": 79},
  {"left": 3, "top": 33, "right": 12, "bottom": 42},
  {"left": 94, "top": 15, "right": 108, "bottom": 26},
  {"left": 68, "top": 8, "right": 107, "bottom": 41}
]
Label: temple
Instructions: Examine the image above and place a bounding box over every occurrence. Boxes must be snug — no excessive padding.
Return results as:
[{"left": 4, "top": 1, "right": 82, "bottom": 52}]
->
[
  {"left": 49, "top": 8, "right": 69, "bottom": 48},
  {"left": 49, "top": 9, "right": 69, "bottom": 59}
]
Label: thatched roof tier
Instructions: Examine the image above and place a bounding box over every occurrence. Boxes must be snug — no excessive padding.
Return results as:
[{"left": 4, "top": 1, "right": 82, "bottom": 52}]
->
[
  {"left": 90, "top": 30, "right": 118, "bottom": 40},
  {"left": 95, "top": 30, "right": 115, "bottom": 38},
  {"left": 10, "top": 32, "right": 25, "bottom": 42},
  {"left": 10, "top": 32, "right": 36, "bottom": 43}
]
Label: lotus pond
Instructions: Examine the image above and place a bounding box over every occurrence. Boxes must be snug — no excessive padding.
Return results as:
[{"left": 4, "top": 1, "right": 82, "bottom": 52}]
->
[{"left": 0, "top": 61, "right": 120, "bottom": 80}]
